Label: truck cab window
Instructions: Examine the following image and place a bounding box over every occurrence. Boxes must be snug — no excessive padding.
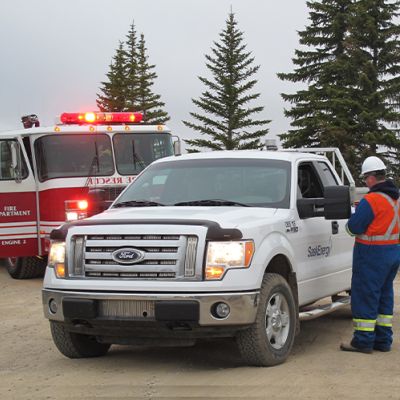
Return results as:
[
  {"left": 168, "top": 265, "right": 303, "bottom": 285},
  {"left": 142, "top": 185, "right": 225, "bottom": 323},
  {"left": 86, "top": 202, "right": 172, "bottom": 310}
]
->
[
  {"left": 317, "top": 161, "right": 338, "bottom": 186},
  {"left": 298, "top": 163, "right": 324, "bottom": 198},
  {"left": 0, "top": 140, "right": 28, "bottom": 180}
]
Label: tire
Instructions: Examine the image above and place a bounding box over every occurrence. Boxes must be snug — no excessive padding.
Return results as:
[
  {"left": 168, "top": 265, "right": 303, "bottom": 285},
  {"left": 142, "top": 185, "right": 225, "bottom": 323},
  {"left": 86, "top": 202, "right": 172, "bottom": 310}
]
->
[
  {"left": 236, "top": 273, "right": 296, "bottom": 367},
  {"left": 4, "top": 256, "right": 46, "bottom": 279},
  {"left": 50, "top": 321, "right": 111, "bottom": 359}
]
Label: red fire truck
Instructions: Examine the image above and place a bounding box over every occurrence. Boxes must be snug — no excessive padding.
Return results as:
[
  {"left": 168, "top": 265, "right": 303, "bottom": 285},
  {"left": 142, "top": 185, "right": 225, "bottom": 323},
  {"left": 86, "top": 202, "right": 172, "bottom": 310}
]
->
[{"left": 0, "top": 111, "right": 179, "bottom": 279}]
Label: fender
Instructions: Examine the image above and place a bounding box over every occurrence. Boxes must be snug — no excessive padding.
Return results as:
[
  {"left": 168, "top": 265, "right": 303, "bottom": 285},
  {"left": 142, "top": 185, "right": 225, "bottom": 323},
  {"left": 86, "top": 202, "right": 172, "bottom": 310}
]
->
[{"left": 245, "top": 230, "right": 297, "bottom": 289}]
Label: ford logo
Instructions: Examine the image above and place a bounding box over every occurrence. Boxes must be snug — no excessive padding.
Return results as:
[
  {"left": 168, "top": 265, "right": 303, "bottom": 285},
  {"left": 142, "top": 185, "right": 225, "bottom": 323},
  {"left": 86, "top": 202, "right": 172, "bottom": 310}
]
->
[{"left": 111, "top": 248, "right": 145, "bottom": 265}]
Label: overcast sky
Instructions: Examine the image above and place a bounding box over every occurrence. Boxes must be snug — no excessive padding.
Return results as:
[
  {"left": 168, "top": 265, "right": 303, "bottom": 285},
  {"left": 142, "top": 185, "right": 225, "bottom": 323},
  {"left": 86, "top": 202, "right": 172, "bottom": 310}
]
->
[{"left": 1, "top": 0, "right": 311, "bottom": 146}]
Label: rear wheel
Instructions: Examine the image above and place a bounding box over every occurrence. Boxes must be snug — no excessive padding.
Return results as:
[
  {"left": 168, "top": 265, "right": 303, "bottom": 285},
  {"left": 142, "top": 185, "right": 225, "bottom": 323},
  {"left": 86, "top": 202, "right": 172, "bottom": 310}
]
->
[
  {"left": 50, "top": 321, "right": 111, "bottom": 358},
  {"left": 236, "top": 273, "right": 296, "bottom": 367},
  {"left": 4, "top": 256, "right": 46, "bottom": 279}
]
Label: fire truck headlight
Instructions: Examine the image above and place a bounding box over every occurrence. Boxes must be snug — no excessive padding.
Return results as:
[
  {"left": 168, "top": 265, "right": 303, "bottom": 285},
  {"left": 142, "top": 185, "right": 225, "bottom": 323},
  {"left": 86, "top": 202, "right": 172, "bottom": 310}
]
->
[
  {"left": 66, "top": 211, "right": 87, "bottom": 222},
  {"left": 48, "top": 241, "right": 66, "bottom": 278},
  {"left": 205, "top": 241, "right": 254, "bottom": 280},
  {"left": 66, "top": 212, "right": 78, "bottom": 222}
]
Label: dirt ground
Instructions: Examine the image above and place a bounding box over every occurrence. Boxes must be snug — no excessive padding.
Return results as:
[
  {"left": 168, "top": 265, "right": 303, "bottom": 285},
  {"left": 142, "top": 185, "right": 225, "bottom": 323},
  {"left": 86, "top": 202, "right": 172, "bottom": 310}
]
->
[{"left": 1, "top": 261, "right": 400, "bottom": 400}]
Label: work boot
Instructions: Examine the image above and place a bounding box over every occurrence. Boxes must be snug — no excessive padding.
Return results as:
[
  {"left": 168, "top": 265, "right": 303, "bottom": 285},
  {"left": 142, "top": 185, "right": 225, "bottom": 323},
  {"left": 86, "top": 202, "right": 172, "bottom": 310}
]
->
[
  {"left": 340, "top": 343, "right": 373, "bottom": 354},
  {"left": 373, "top": 345, "right": 391, "bottom": 352}
]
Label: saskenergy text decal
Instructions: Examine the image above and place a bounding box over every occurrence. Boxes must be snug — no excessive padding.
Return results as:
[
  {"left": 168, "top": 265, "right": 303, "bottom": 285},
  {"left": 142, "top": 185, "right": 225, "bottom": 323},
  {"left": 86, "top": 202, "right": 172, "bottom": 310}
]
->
[{"left": 308, "top": 244, "right": 331, "bottom": 258}]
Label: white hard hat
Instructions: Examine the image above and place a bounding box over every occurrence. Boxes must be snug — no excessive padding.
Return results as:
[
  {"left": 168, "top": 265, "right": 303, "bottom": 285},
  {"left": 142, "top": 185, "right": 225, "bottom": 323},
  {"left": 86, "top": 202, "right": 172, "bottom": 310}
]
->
[{"left": 359, "top": 156, "right": 386, "bottom": 178}]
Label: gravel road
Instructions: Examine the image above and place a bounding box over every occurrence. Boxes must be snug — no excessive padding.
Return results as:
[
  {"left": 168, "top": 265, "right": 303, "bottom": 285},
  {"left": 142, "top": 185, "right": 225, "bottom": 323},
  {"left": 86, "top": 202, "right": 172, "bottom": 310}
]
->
[{"left": 1, "top": 261, "right": 399, "bottom": 399}]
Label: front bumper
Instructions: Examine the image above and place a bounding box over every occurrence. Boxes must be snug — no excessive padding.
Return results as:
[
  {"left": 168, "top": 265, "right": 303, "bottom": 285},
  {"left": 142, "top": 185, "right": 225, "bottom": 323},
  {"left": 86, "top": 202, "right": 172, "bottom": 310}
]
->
[{"left": 42, "top": 289, "right": 259, "bottom": 328}]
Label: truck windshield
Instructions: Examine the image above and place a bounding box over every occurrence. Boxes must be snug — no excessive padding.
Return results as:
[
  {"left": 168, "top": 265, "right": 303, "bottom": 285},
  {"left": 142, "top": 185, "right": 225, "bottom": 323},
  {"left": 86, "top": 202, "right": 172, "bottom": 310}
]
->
[
  {"left": 113, "top": 133, "right": 173, "bottom": 175},
  {"left": 34, "top": 132, "right": 174, "bottom": 182},
  {"left": 35, "top": 134, "right": 113, "bottom": 182},
  {"left": 114, "top": 158, "right": 291, "bottom": 208}
]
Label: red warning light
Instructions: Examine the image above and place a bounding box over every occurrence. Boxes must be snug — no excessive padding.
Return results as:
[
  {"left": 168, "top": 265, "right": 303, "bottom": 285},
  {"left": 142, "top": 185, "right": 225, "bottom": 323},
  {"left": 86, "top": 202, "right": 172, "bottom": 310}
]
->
[
  {"left": 65, "top": 200, "right": 88, "bottom": 211},
  {"left": 78, "top": 200, "right": 88, "bottom": 210},
  {"left": 60, "top": 112, "right": 143, "bottom": 125}
]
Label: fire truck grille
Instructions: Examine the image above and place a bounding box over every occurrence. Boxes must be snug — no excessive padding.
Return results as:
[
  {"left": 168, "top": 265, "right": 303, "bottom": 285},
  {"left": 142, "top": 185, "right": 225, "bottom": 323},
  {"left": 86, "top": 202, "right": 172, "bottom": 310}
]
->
[
  {"left": 102, "top": 186, "right": 126, "bottom": 201},
  {"left": 70, "top": 234, "right": 198, "bottom": 280}
]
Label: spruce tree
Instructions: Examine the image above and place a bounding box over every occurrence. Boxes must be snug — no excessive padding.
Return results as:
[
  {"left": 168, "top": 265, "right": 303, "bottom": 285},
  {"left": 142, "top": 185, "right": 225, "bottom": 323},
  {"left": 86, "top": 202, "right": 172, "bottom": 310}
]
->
[
  {"left": 97, "top": 24, "right": 170, "bottom": 124},
  {"left": 278, "top": 0, "right": 400, "bottom": 183},
  {"left": 124, "top": 22, "right": 140, "bottom": 113},
  {"left": 183, "top": 12, "right": 270, "bottom": 151},
  {"left": 277, "top": 1, "right": 355, "bottom": 151},
  {"left": 346, "top": 0, "right": 400, "bottom": 182},
  {"left": 96, "top": 42, "right": 127, "bottom": 112},
  {"left": 136, "top": 34, "right": 170, "bottom": 124}
]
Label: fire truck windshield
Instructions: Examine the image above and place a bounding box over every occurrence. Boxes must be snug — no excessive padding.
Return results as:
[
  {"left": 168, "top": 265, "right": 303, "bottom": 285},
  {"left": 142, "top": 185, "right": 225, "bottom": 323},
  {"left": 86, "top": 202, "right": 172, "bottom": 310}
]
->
[
  {"left": 113, "top": 133, "right": 173, "bottom": 175},
  {"left": 34, "top": 133, "right": 174, "bottom": 182}
]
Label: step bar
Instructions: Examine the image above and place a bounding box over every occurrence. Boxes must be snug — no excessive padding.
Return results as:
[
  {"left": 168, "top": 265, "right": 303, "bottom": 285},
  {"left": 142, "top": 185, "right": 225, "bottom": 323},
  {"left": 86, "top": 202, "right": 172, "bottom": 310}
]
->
[{"left": 299, "top": 295, "right": 351, "bottom": 321}]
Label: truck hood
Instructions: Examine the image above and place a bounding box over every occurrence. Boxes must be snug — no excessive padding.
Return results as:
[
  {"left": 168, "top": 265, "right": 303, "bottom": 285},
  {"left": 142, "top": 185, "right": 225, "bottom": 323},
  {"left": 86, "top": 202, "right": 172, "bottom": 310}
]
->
[
  {"left": 91, "top": 206, "right": 280, "bottom": 230},
  {"left": 50, "top": 206, "right": 290, "bottom": 242}
]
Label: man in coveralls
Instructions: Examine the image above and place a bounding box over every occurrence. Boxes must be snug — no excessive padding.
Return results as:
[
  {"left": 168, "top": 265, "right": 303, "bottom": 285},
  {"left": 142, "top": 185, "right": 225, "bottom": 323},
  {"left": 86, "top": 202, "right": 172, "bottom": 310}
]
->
[{"left": 341, "top": 156, "right": 400, "bottom": 354}]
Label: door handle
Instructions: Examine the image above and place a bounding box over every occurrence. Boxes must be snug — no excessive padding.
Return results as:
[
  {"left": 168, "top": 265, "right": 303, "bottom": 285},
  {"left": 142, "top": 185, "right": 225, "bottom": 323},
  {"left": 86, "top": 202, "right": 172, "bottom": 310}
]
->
[{"left": 332, "top": 221, "right": 339, "bottom": 234}]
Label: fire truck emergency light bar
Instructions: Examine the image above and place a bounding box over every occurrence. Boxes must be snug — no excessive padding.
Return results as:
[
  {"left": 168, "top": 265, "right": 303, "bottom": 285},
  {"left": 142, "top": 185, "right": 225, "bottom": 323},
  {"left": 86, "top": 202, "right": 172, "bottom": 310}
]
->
[{"left": 60, "top": 112, "right": 143, "bottom": 125}]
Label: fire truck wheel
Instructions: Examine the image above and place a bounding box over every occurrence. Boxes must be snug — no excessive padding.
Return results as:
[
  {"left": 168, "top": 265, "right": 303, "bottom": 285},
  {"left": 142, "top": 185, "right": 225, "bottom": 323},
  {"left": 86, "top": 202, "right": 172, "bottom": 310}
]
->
[
  {"left": 50, "top": 321, "right": 111, "bottom": 358},
  {"left": 4, "top": 256, "right": 46, "bottom": 279},
  {"left": 236, "top": 273, "right": 296, "bottom": 367}
]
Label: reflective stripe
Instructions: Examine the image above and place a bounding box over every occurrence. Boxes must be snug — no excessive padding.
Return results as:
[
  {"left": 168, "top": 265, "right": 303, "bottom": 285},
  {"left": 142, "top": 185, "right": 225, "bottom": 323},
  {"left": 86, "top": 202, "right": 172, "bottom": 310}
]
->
[
  {"left": 353, "top": 319, "right": 376, "bottom": 331},
  {"left": 376, "top": 314, "right": 393, "bottom": 327},
  {"left": 345, "top": 222, "right": 356, "bottom": 236},
  {"left": 357, "top": 193, "right": 400, "bottom": 243}
]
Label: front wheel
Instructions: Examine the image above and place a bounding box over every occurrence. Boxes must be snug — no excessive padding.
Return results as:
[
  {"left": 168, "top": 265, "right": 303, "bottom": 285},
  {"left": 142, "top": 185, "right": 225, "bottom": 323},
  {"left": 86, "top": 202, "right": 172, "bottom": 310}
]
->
[
  {"left": 50, "top": 321, "right": 111, "bottom": 358},
  {"left": 236, "top": 273, "right": 296, "bottom": 367},
  {"left": 4, "top": 256, "right": 46, "bottom": 279}
]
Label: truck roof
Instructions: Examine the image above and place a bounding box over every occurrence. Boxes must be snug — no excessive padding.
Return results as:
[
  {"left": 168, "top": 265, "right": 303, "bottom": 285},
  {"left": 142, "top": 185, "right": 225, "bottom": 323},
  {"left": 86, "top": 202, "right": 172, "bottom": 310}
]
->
[
  {"left": 0, "top": 124, "right": 171, "bottom": 137},
  {"left": 156, "top": 149, "right": 329, "bottom": 164}
]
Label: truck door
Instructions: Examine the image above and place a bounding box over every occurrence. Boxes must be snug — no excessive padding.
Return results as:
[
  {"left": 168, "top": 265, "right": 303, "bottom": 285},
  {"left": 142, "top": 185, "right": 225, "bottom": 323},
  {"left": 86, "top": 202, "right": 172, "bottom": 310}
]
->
[
  {"left": 0, "top": 137, "right": 38, "bottom": 258},
  {"left": 295, "top": 161, "right": 343, "bottom": 303}
]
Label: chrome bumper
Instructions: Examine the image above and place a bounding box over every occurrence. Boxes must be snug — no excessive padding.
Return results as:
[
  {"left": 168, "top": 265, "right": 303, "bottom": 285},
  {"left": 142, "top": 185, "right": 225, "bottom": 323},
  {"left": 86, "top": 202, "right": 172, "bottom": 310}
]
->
[{"left": 42, "top": 289, "right": 260, "bottom": 326}]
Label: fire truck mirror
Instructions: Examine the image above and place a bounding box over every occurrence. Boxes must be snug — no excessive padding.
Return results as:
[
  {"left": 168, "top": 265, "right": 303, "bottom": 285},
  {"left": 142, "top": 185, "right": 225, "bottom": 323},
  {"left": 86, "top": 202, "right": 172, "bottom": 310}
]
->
[
  {"left": 10, "top": 141, "right": 22, "bottom": 183},
  {"left": 173, "top": 138, "right": 181, "bottom": 156}
]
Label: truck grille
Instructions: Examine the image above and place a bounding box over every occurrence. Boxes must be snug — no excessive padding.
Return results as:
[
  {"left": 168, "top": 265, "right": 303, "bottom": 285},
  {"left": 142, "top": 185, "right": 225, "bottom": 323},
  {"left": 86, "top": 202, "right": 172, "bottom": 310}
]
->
[
  {"left": 98, "top": 300, "right": 155, "bottom": 318},
  {"left": 102, "top": 186, "right": 126, "bottom": 201},
  {"left": 70, "top": 234, "right": 198, "bottom": 280}
]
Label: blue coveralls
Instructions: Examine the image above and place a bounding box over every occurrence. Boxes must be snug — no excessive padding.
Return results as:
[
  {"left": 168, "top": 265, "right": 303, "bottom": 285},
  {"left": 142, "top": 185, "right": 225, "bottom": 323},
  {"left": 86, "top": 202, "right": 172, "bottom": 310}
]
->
[{"left": 347, "top": 180, "right": 400, "bottom": 350}]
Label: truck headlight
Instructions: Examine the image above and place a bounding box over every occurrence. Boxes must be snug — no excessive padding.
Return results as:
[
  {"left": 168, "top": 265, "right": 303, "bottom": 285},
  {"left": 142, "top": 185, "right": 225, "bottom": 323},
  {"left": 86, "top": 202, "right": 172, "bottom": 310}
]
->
[
  {"left": 205, "top": 241, "right": 254, "bottom": 280},
  {"left": 48, "top": 241, "right": 66, "bottom": 278}
]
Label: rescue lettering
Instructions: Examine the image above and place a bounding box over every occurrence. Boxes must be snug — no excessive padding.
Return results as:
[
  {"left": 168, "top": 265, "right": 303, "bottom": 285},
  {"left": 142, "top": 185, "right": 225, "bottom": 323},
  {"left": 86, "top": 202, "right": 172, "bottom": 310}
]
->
[
  {"left": 0, "top": 206, "right": 31, "bottom": 217},
  {"left": 308, "top": 245, "right": 331, "bottom": 258},
  {"left": 88, "top": 176, "right": 136, "bottom": 185}
]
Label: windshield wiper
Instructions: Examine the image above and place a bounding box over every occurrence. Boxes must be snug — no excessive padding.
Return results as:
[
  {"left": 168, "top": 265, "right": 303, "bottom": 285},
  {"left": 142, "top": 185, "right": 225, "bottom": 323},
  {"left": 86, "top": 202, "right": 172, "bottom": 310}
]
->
[
  {"left": 113, "top": 200, "right": 166, "bottom": 208},
  {"left": 174, "top": 199, "right": 250, "bottom": 207}
]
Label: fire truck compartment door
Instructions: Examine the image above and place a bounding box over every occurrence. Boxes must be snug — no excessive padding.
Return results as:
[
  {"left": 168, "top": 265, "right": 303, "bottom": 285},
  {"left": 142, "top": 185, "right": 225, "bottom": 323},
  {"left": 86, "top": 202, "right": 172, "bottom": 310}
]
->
[{"left": 0, "top": 138, "right": 38, "bottom": 258}]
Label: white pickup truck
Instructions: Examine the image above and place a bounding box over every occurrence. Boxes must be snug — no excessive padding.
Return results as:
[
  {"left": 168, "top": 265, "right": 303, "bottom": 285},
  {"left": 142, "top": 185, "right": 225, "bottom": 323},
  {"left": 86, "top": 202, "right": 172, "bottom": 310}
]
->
[{"left": 42, "top": 147, "right": 355, "bottom": 366}]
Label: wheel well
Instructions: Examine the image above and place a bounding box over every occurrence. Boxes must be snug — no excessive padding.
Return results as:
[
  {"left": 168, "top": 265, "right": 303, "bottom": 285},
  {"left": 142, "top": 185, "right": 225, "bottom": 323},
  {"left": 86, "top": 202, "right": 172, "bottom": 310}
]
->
[
  {"left": 264, "top": 254, "right": 292, "bottom": 281},
  {"left": 264, "top": 254, "right": 300, "bottom": 335}
]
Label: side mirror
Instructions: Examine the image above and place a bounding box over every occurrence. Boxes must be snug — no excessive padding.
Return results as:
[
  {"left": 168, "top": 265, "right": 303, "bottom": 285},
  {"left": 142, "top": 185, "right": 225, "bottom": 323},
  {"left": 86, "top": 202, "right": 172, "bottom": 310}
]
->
[
  {"left": 297, "top": 197, "right": 325, "bottom": 219},
  {"left": 323, "top": 185, "right": 351, "bottom": 220},
  {"left": 173, "top": 136, "right": 181, "bottom": 156},
  {"left": 10, "top": 141, "right": 22, "bottom": 183},
  {"left": 297, "top": 185, "right": 351, "bottom": 220}
]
